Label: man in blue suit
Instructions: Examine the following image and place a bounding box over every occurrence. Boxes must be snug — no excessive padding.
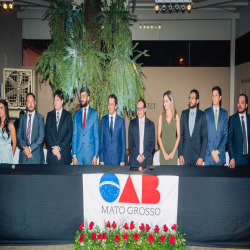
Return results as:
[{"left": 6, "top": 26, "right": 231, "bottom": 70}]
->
[
  {"left": 227, "top": 94, "right": 250, "bottom": 168},
  {"left": 99, "top": 94, "right": 126, "bottom": 165},
  {"left": 204, "top": 86, "right": 228, "bottom": 165},
  {"left": 72, "top": 87, "right": 99, "bottom": 165},
  {"left": 17, "top": 93, "right": 45, "bottom": 164}
]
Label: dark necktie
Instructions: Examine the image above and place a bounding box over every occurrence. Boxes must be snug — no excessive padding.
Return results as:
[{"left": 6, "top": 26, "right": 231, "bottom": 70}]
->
[
  {"left": 56, "top": 112, "right": 60, "bottom": 131},
  {"left": 82, "top": 108, "right": 86, "bottom": 131},
  {"left": 241, "top": 116, "right": 248, "bottom": 155},
  {"left": 110, "top": 116, "right": 113, "bottom": 137},
  {"left": 26, "top": 114, "right": 32, "bottom": 146}
]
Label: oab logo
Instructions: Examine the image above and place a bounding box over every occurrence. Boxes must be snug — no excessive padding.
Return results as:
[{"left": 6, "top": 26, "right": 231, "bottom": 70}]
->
[{"left": 99, "top": 174, "right": 160, "bottom": 204}]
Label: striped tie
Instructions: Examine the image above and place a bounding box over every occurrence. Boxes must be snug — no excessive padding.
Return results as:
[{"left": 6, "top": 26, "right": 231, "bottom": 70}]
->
[{"left": 26, "top": 114, "right": 32, "bottom": 146}]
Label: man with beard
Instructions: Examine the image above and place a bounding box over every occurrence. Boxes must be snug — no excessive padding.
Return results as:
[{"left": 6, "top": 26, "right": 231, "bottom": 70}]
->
[
  {"left": 17, "top": 93, "right": 45, "bottom": 164},
  {"left": 45, "top": 90, "right": 73, "bottom": 165},
  {"left": 227, "top": 94, "right": 250, "bottom": 168},
  {"left": 72, "top": 87, "right": 99, "bottom": 165},
  {"left": 99, "top": 94, "right": 126, "bottom": 165},
  {"left": 178, "top": 89, "right": 207, "bottom": 165}
]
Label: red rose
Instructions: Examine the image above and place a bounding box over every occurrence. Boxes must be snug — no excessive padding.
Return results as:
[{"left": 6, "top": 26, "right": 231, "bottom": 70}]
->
[
  {"left": 97, "top": 234, "right": 102, "bottom": 240},
  {"left": 112, "top": 221, "right": 117, "bottom": 229},
  {"left": 79, "top": 234, "right": 84, "bottom": 243},
  {"left": 123, "top": 233, "right": 128, "bottom": 241},
  {"left": 171, "top": 224, "right": 177, "bottom": 230},
  {"left": 79, "top": 222, "right": 84, "bottom": 230},
  {"left": 169, "top": 235, "right": 176, "bottom": 244},
  {"left": 139, "top": 223, "right": 145, "bottom": 232},
  {"left": 146, "top": 224, "right": 151, "bottom": 232},
  {"left": 154, "top": 225, "right": 159, "bottom": 233},
  {"left": 148, "top": 234, "right": 155, "bottom": 244},
  {"left": 106, "top": 221, "right": 111, "bottom": 228},
  {"left": 124, "top": 223, "right": 129, "bottom": 230},
  {"left": 160, "top": 235, "right": 165, "bottom": 242},
  {"left": 130, "top": 221, "right": 135, "bottom": 230},
  {"left": 114, "top": 234, "right": 120, "bottom": 242},
  {"left": 89, "top": 222, "right": 94, "bottom": 230},
  {"left": 163, "top": 224, "right": 168, "bottom": 232},
  {"left": 91, "top": 232, "right": 96, "bottom": 240},
  {"left": 102, "top": 233, "right": 107, "bottom": 240},
  {"left": 133, "top": 233, "right": 139, "bottom": 241}
]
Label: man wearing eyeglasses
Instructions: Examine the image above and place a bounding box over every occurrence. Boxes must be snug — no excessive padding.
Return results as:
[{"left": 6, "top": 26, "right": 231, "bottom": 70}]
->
[
  {"left": 178, "top": 89, "right": 208, "bottom": 166},
  {"left": 128, "top": 99, "right": 155, "bottom": 166},
  {"left": 99, "top": 94, "right": 126, "bottom": 166}
]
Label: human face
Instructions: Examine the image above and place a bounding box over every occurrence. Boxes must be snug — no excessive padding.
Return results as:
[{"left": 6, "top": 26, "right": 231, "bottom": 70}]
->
[
  {"left": 108, "top": 98, "right": 117, "bottom": 116},
  {"left": 80, "top": 92, "right": 89, "bottom": 108},
  {"left": 188, "top": 92, "right": 199, "bottom": 109},
  {"left": 26, "top": 95, "right": 36, "bottom": 113},
  {"left": 0, "top": 103, "right": 5, "bottom": 119},
  {"left": 163, "top": 95, "right": 171, "bottom": 111},
  {"left": 54, "top": 95, "right": 63, "bottom": 111},
  {"left": 212, "top": 90, "right": 221, "bottom": 108},
  {"left": 237, "top": 96, "right": 248, "bottom": 114},
  {"left": 137, "top": 101, "right": 146, "bottom": 119}
]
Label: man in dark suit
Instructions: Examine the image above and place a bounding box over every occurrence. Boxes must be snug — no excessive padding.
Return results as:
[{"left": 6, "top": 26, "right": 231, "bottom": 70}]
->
[
  {"left": 99, "top": 94, "right": 126, "bottom": 165},
  {"left": 45, "top": 90, "right": 73, "bottom": 165},
  {"left": 72, "top": 87, "right": 99, "bottom": 165},
  {"left": 178, "top": 89, "right": 208, "bottom": 165},
  {"left": 128, "top": 99, "right": 155, "bottom": 166},
  {"left": 204, "top": 86, "right": 228, "bottom": 165},
  {"left": 17, "top": 93, "right": 45, "bottom": 164},
  {"left": 227, "top": 94, "right": 250, "bottom": 168}
]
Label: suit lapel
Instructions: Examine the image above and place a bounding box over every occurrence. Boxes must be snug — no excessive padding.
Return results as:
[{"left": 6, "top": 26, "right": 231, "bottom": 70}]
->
[
  {"left": 192, "top": 109, "right": 200, "bottom": 137},
  {"left": 247, "top": 114, "right": 250, "bottom": 140},
  {"left": 210, "top": 106, "right": 217, "bottom": 133},
  {"left": 23, "top": 113, "right": 28, "bottom": 137},
  {"left": 31, "top": 112, "right": 38, "bottom": 143},
  {"left": 144, "top": 118, "right": 148, "bottom": 149},
  {"left": 84, "top": 107, "right": 91, "bottom": 132},
  {"left": 57, "top": 109, "right": 65, "bottom": 132}
]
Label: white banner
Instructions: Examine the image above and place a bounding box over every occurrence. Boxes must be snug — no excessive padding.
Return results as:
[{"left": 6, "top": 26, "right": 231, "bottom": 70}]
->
[{"left": 83, "top": 174, "right": 179, "bottom": 229}]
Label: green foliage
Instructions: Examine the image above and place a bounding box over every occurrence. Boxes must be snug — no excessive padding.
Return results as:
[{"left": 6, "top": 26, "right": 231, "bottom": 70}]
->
[
  {"left": 36, "top": 0, "right": 148, "bottom": 119},
  {"left": 73, "top": 221, "right": 186, "bottom": 250}
]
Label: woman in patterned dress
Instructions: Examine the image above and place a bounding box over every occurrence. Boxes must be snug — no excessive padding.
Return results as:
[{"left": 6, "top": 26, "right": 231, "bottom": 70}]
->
[
  {"left": 0, "top": 99, "right": 16, "bottom": 164},
  {"left": 158, "top": 91, "right": 181, "bottom": 165}
]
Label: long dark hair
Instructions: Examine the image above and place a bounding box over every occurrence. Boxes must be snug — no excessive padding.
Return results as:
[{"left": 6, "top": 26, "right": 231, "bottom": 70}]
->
[{"left": 0, "top": 99, "right": 11, "bottom": 139}]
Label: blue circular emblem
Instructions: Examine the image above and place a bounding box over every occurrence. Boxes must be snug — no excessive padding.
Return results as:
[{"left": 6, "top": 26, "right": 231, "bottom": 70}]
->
[{"left": 99, "top": 174, "right": 120, "bottom": 203}]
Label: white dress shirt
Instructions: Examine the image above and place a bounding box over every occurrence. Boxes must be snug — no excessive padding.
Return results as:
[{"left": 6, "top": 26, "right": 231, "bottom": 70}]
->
[
  {"left": 26, "top": 110, "right": 35, "bottom": 152},
  {"left": 213, "top": 106, "right": 219, "bottom": 119},
  {"left": 55, "top": 109, "right": 63, "bottom": 128},
  {"left": 137, "top": 116, "right": 145, "bottom": 160},
  {"left": 239, "top": 113, "right": 248, "bottom": 154},
  {"left": 109, "top": 112, "right": 116, "bottom": 130}
]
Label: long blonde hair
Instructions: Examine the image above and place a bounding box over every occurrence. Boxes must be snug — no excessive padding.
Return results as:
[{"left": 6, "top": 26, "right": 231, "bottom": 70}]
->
[{"left": 163, "top": 90, "right": 177, "bottom": 121}]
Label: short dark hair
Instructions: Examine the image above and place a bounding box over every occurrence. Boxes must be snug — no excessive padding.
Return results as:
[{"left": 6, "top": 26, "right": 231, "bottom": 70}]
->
[
  {"left": 212, "top": 86, "right": 222, "bottom": 96},
  {"left": 239, "top": 94, "right": 248, "bottom": 104},
  {"left": 54, "top": 90, "right": 64, "bottom": 101},
  {"left": 19, "top": 110, "right": 25, "bottom": 115},
  {"left": 80, "top": 87, "right": 90, "bottom": 97},
  {"left": 138, "top": 99, "right": 146, "bottom": 108},
  {"left": 109, "top": 94, "right": 118, "bottom": 105},
  {"left": 190, "top": 89, "right": 199, "bottom": 100},
  {"left": 26, "top": 93, "right": 35, "bottom": 101}
]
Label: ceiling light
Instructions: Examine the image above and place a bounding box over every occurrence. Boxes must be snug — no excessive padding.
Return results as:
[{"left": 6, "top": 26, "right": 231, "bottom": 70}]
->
[
  {"left": 9, "top": 2, "right": 13, "bottom": 9},
  {"left": 3, "top": 2, "right": 8, "bottom": 10},
  {"left": 181, "top": 4, "right": 185, "bottom": 11},
  {"left": 168, "top": 4, "right": 173, "bottom": 11},
  {"left": 159, "top": 24, "right": 161, "bottom": 29},
  {"left": 151, "top": 25, "right": 154, "bottom": 29},
  {"left": 162, "top": 4, "right": 166, "bottom": 11},
  {"left": 175, "top": 3, "right": 179, "bottom": 11},
  {"left": 155, "top": 5, "right": 159, "bottom": 12},
  {"left": 187, "top": 4, "right": 191, "bottom": 11},
  {"left": 143, "top": 25, "right": 146, "bottom": 29},
  {"left": 140, "top": 24, "right": 142, "bottom": 29}
]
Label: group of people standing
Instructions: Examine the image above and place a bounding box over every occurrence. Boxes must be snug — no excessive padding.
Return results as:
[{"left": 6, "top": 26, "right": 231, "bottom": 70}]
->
[{"left": 0, "top": 86, "right": 249, "bottom": 168}]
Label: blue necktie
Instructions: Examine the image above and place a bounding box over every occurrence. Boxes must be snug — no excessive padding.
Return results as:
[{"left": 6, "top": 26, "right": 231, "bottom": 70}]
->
[
  {"left": 190, "top": 111, "right": 194, "bottom": 136},
  {"left": 110, "top": 116, "right": 113, "bottom": 137}
]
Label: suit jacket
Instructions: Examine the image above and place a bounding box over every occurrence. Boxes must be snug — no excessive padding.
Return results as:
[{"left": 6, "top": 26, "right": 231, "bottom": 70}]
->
[
  {"left": 72, "top": 106, "right": 99, "bottom": 165},
  {"left": 227, "top": 113, "right": 250, "bottom": 166},
  {"left": 17, "top": 111, "right": 45, "bottom": 164},
  {"left": 204, "top": 106, "right": 228, "bottom": 165},
  {"left": 45, "top": 109, "right": 73, "bottom": 165},
  {"left": 128, "top": 117, "right": 155, "bottom": 166},
  {"left": 99, "top": 114, "right": 126, "bottom": 165},
  {"left": 178, "top": 108, "right": 208, "bottom": 165}
]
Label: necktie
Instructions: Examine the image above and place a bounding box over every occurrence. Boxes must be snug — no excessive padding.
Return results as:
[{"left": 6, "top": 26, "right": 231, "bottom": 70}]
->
[
  {"left": 56, "top": 112, "right": 60, "bottom": 130},
  {"left": 241, "top": 116, "right": 248, "bottom": 155},
  {"left": 110, "top": 116, "right": 113, "bottom": 137},
  {"left": 190, "top": 111, "right": 194, "bottom": 136},
  {"left": 82, "top": 108, "right": 86, "bottom": 131},
  {"left": 139, "top": 119, "right": 144, "bottom": 155},
  {"left": 26, "top": 114, "right": 32, "bottom": 146},
  {"left": 215, "top": 109, "right": 218, "bottom": 130}
]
